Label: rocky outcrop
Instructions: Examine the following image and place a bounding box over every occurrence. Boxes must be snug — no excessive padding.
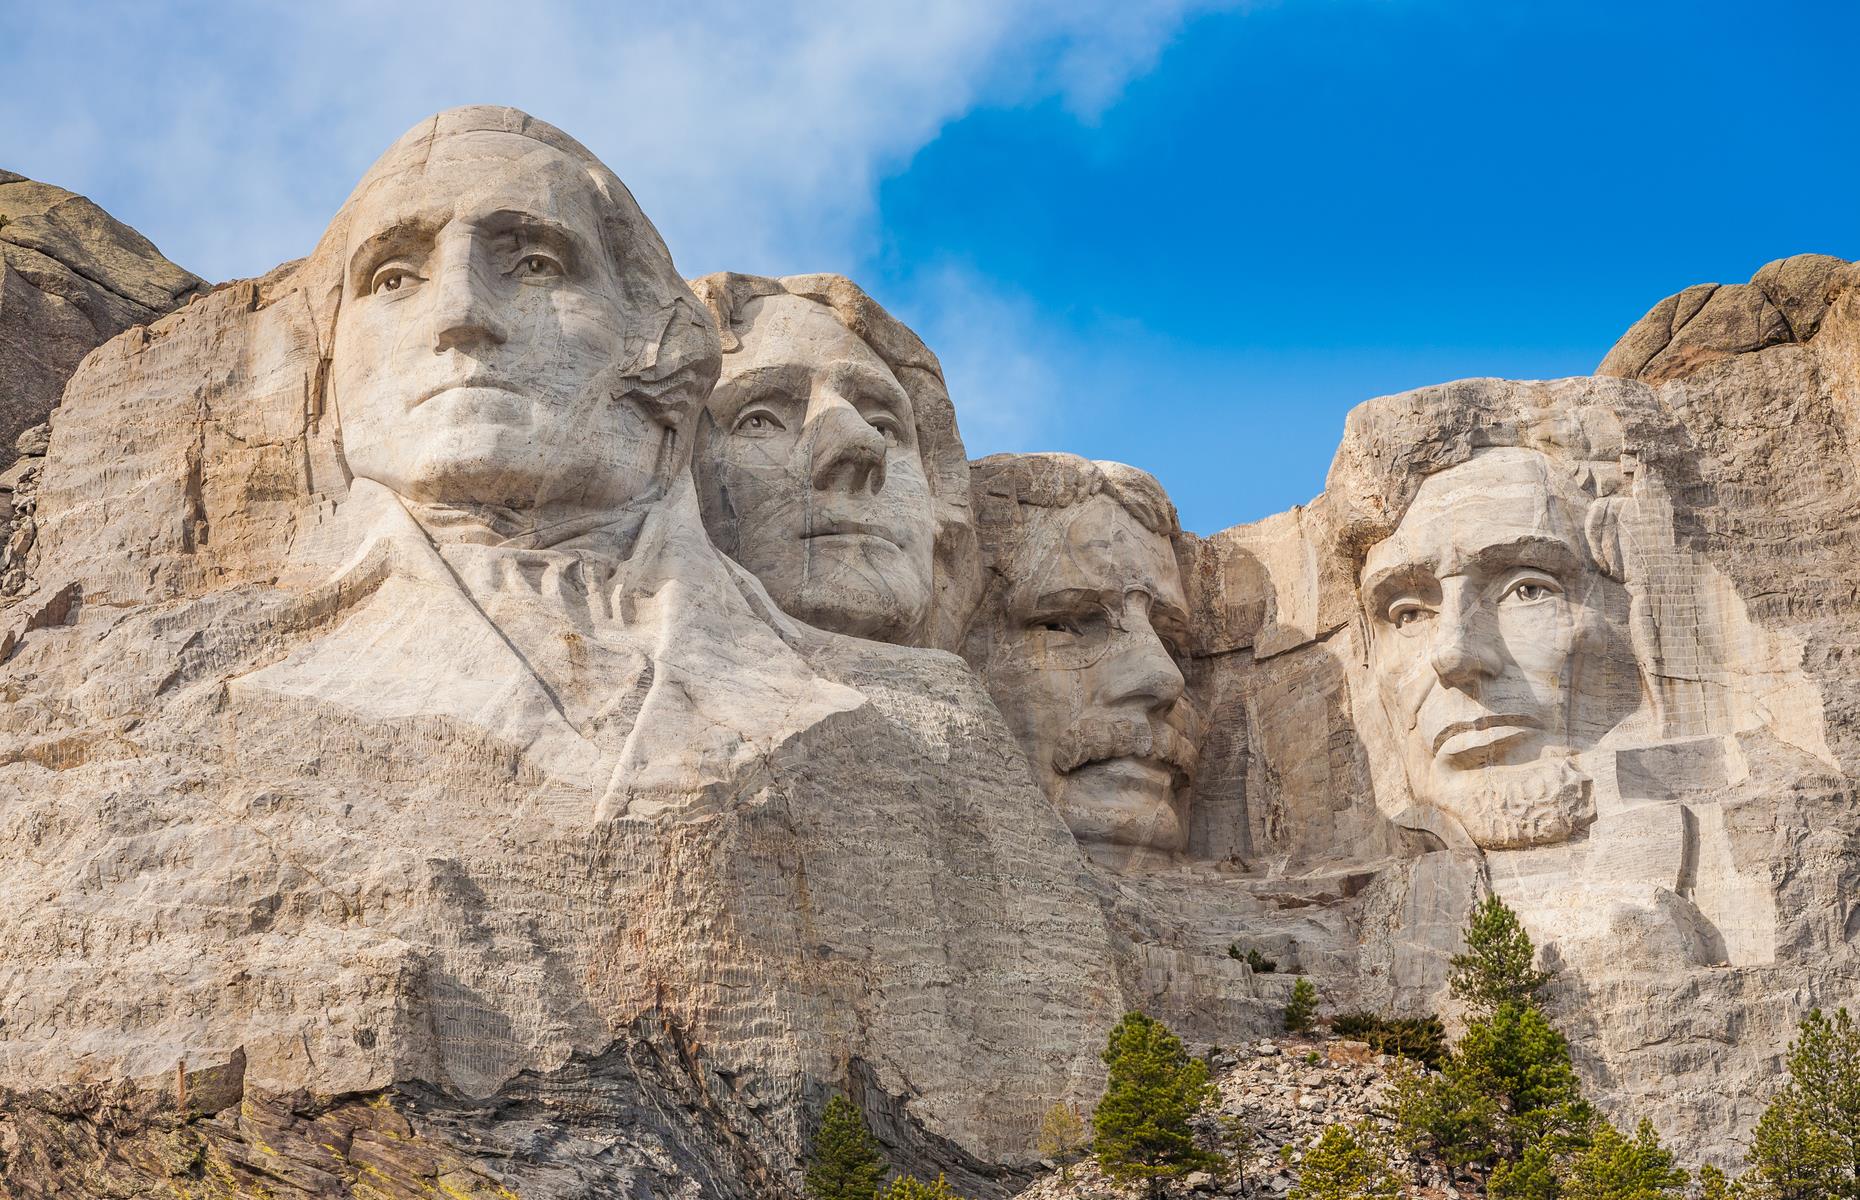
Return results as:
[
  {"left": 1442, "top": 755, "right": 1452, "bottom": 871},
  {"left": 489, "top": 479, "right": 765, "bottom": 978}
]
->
[
  {"left": 4, "top": 107, "right": 1860, "bottom": 1195},
  {"left": 0, "top": 171, "right": 203, "bottom": 467}
]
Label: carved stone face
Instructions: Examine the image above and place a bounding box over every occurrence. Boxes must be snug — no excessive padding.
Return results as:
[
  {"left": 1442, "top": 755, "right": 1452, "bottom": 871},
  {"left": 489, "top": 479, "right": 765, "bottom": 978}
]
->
[
  {"left": 1361, "top": 448, "right": 1641, "bottom": 848},
  {"left": 332, "top": 131, "right": 668, "bottom": 519},
  {"left": 978, "top": 494, "right": 1196, "bottom": 854},
  {"left": 697, "top": 293, "right": 936, "bottom": 642}
]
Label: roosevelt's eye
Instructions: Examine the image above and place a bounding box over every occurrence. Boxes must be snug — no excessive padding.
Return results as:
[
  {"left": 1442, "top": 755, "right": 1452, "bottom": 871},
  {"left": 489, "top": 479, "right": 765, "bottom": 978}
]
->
[
  {"left": 513, "top": 253, "right": 563, "bottom": 280},
  {"left": 1501, "top": 574, "right": 1562, "bottom": 605},
  {"left": 733, "top": 409, "right": 787, "bottom": 436},
  {"left": 369, "top": 265, "right": 421, "bottom": 295}
]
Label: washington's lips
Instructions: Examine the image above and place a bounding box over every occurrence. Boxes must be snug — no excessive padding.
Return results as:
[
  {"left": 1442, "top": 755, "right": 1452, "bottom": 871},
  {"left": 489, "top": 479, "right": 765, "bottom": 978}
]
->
[
  {"left": 1431, "top": 713, "right": 1541, "bottom": 760},
  {"left": 413, "top": 377, "right": 522, "bottom": 408},
  {"left": 803, "top": 518, "right": 900, "bottom": 548}
]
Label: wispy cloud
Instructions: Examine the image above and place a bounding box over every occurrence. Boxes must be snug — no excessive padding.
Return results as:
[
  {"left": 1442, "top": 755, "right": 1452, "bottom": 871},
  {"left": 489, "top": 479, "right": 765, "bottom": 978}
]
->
[{"left": 0, "top": 0, "right": 1232, "bottom": 282}]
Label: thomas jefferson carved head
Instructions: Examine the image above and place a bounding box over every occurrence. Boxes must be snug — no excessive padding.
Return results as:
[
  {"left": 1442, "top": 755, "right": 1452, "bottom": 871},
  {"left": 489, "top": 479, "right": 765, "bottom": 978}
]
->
[
  {"left": 311, "top": 107, "right": 717, "bottom": 539},
  {"left": 1359, "top": 447, "right": 1643, "bottom": 849},
  {"left": 689, "top": 273, "right": 975, "bottom": 647},
  {"left": 965, "top": 453, "right": 1199, "bottom": 858}
]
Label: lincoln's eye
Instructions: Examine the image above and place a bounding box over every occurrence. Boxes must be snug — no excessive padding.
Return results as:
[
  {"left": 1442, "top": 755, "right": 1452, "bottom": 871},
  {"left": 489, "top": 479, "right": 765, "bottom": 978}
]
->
[
  {"left": 1503, "top": 575, "right": 1562, "bottom": 604},
  {"left": 734, "top": 409, "right": 786, "bottom": 435},
  {"left": 1390, "top": 603, "right": 1428, "bottom": 629}
]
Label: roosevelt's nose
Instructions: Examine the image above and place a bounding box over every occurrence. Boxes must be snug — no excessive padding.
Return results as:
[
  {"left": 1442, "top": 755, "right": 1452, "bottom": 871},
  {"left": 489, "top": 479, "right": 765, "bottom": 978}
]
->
[
  {"left": 1427, "top": 582, "right": 1502, "bottom": 691},
  {"left": 807, "top": 396, "right": 887, "bottom": 494},
  {"left": 429, "top": 240, "right": 507, "bottom": 354},
  {"left": 1101, "top": 597, "right": 1186, "bottom": 715}
]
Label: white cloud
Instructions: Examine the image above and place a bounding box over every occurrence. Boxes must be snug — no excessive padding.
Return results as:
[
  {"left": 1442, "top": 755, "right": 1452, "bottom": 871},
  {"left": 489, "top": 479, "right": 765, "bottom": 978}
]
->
[{"left": 0, "top": 0, "right": 1233, "bottom": 282}]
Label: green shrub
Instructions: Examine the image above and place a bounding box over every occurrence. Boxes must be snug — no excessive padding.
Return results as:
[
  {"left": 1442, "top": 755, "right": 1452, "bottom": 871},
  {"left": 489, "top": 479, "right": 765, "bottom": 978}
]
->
[
  {"left": 1561, "top": 1119, "right": 1688, "bottom": 1200},
  {"left": 804, "top": 1094, "right": 887, "bottom": 1200},
  {"left": 1228, "top": 944, "right": 1278, "bottom": 972},
  {"left": 875, "top": 1174, "right": 966, "bottom": 1199},
  {"left": 1283, "top": 977, "right": 1318, "bottom": 1033},
  {"left": 1748, "top": 1007, "right": 1860, "bottom": 1200},
  {"left": 1330, "top": 1011, "right": 1448, "bottom": 1068},
  {"left": 1289, "top": 1125, "right": 1402, "bottom": 1200},
  {"left": 1092, "top": 1012, "right": 1221, "bottom": 1198},
  {"left": 1451, "top": 896, "right": 1551, "bottom": 1014}
]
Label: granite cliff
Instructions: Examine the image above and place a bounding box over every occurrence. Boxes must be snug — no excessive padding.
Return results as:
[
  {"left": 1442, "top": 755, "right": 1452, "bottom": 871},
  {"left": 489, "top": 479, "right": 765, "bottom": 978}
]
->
[{"left": 0, "top": 108, "right": 1855, "bottom": 1197}]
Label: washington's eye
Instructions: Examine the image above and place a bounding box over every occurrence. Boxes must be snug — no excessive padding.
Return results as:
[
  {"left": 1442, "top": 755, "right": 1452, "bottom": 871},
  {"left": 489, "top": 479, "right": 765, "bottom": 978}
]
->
[
  {"left": 369, "top": 265, "right": 420, "bottom": 295},
  {"left": 513, "top": 253, "right": 562, "bottom": 279},
  {"left": 733, "top": 409, "right": 787, "bottom": 435}
]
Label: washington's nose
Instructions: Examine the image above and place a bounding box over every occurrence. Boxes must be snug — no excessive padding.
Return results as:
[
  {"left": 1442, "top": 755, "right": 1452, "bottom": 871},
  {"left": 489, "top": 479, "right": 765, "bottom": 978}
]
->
[
  {"left": 1104, "top": 602, "right": 1186, "bottom": 715},
  {"left": 1427, "top": 591, "right": 1501, "bottom": 690},
  {"left": 429, "top": 249, "right": 507, "bottom": 354},
  {"left": 807, "top": 398, "right": 887, "bottom": 494}
]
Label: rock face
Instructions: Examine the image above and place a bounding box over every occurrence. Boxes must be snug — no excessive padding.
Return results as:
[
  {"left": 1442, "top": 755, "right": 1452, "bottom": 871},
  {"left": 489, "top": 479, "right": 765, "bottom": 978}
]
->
[
  {"left": 3, "top": 109, "right": 1859, "bottom": 1195},
  {"left": 0, "top": 170, "right": 204, "bottom": 465}
]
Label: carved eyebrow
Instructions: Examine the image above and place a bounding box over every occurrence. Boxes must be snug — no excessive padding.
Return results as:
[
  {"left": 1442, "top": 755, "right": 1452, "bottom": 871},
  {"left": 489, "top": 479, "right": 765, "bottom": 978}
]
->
[
  {"left": 474, "top": 210, "right": 586, "bottom": 267},
  {"left": 1028, "top": 587, "right": 1111, "bottom": 616},
  {"left": 826, "top": 361, "right": 912, "bottom": 421},
  {"left": 1457, "top": 536, "right": 1583, "bottom": 578},
  {"left": 346, "top": 216, "right": 442, "bottom": 293},
  {"left": 1360, "top": 561, "right": 1438, "bottom": 619}
]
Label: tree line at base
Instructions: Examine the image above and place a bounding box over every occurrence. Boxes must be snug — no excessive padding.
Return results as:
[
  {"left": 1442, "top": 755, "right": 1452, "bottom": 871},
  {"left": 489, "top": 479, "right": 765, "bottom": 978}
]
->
[{"left": 804, "top": 897, "right": 1860, "bottom": 1199}]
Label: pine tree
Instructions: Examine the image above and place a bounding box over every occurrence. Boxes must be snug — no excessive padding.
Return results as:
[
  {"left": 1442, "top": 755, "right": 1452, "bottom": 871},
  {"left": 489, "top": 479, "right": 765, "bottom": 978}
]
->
[
  {"left": 1036, "top": 1102, "right": 1089, "bottom": 1181},
  {"left": 1695, "top": 1164, "right": 1734, "bottom": 1200},
  {"left": 1561, "top": 1120, "right": 1688, "bottom": 1200},
  {"left": 875, "top": 1173, "right": 966, "bottom": 1199},
  {"left": 1450, "top": 895, "right": 1551, "bottom": 1013},
  {"left": 1289, "top": 1125, "right": 1402, "bottom": 1200},
  {"left": 1747, "top": 1007, "right": 1860, "bottom": 1200},
  {"left": 1091, "top": 1011, "right": 1221, "bottom": 1198},
  {"left": 1487, "top": 1139, "right": 1560, "bottom": 1200},
  {"left": 1284, "top": 977, "right": 1319, "bottom": 1033},
  {"left": 805, "top": 1094, "right": 887, "bottom": 1200}
]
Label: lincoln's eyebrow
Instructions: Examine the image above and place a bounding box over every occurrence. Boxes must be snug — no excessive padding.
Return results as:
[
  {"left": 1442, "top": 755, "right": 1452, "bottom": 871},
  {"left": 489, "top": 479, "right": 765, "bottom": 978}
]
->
[
  {"left": 346, "top": 217, "right": 442, "bottom": 293},
  {"left": 1360, "top": 558, "right": 1436, "bottom": 613},
  {"left": 1458, "top": 535, "right": 1583, "bottom": 578}
]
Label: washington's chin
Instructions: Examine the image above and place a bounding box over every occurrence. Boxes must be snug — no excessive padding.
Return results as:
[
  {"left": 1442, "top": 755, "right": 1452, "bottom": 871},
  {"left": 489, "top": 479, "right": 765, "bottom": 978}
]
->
[{"left": 1055, "top": 759, "right": 1188, "bottom": 852}]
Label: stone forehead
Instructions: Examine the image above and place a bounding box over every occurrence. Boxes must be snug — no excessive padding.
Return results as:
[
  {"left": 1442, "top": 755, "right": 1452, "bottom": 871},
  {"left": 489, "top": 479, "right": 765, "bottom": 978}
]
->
[
  {"left": 721, "top": 293, "right": 896, "bottom": 378},
  {"left": 1001, "top": 494, "right": 1184, "bottom": 604},
  {"left": 1362, "top": 447, "right": 1593, "bottom": 580}
]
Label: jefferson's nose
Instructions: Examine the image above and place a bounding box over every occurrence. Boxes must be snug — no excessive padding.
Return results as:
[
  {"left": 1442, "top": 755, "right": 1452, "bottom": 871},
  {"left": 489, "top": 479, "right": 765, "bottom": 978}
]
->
[
  {"left": 429, "top": 242, "right": 507, "bottom": 354},
  {"left": 807, "top": 397, "right": 887, "bottom": 494},
  {"left": 1102, "top": 599, "right": 1185, "bottom": 715},
  {"left": 1427, "top": 584, "right": 1501, "bottom": 690}
]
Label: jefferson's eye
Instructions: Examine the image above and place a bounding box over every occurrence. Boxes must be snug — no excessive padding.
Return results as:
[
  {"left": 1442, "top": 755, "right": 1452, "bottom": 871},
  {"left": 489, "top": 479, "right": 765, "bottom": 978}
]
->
[
  {"left": 733, "top": 409, "right": 787, "bottom": 435},
  {"left": 513, "top": 253, "right": 562, "bottom": 279},
  {"left": 370, "top": 266, "right": 419, "bottom": 295},
  {"left": 868, "top": 416, "right": 903, "bottom": 447}
]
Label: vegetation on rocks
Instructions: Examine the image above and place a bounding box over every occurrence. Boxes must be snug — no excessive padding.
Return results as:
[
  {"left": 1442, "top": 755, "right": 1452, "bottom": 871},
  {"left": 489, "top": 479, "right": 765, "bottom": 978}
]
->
[
  {"left": 1282, "top": 978, "right": 1318, "bottom": 1034},
  {"left": 806, "top": 1095, "right": 888, "bottom": 1200},
  {"left": 1286, "top": 1124, "right": 1401, "bottom": 1200},
  {"left": 1092, "top": 1011, "right": 1221, "bottom": 1196}
]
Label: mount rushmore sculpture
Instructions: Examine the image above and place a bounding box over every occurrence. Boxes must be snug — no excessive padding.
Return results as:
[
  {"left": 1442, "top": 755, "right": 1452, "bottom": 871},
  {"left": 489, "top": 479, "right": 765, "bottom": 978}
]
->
[{"left": 1, "top": 107, "right": 1857, "bottom": 1197}]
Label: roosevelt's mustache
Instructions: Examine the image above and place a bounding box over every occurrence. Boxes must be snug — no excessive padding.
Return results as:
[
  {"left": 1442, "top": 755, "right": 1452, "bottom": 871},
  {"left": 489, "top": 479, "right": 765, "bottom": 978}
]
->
[{"left": 1052, "top": 708, "right": 1201, "bottom": 779}]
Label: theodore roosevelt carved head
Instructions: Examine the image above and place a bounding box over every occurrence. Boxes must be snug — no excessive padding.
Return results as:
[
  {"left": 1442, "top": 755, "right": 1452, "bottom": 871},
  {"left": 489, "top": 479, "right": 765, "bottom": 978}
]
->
[{"left": 966, "top": 453, "right": 1200, "bottom": 859}]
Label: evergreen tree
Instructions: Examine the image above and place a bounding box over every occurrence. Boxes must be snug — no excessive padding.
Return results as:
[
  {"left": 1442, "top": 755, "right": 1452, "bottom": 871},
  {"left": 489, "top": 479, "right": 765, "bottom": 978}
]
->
[
  {"left": 1451, "top": 895, "right": 1551, "bottom": 1013},
  {"left": 1561, "top": 1120, "right": 1688, "bottom": 1200},
  {"left": 1695, "top": 1165, "right": 1734, "bottom": 1200},
  {"left": 1392, "top": 1057, "right": 1498, "bottom": 1170},
  {"left": 1747, "top": 1007, "right": 1860, "bottom": 1200},
  {"left": 1488, "top": 1139, "right": 1560, "bottom": 1200},
  {"left": 1091, "top": 1011, "right": 1221, "bottom": 1197},
  {"left": 875, "top": 1173, "right": 966, "bottom": 1199},
  {"left": 1284, "top": 977, "right": 1319, "bottom": 1033},
  {"left": 1036, "top": 1102, "right": 1088, "bottom": 1181},
  {"left": 1289, "top": 1124, "right": 1402, "bottom": 1200},
  {"left": 805, "top": 1094, "right": 887, "bottom": 1200}
]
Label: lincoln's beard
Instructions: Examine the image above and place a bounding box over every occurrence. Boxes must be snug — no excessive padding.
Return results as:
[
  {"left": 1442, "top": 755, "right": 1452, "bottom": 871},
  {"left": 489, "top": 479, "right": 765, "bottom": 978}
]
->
[{"left": 1422, "top": 754, "right": 1595, "bottom": 850}]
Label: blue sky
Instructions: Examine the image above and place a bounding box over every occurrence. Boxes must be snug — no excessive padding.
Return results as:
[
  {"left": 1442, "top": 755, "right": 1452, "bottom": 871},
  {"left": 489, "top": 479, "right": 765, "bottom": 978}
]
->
[{"left": 4, "top": 1, "right": 1856, "bottom": 533}]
